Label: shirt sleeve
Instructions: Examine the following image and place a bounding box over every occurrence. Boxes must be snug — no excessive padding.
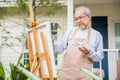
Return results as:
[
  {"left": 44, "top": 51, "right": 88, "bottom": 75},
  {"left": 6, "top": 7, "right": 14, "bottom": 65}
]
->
[
  {"left": 87, "top": 32, "right": 104, "bottom": 62},
  {"left": 53, "top": 28, "right": 74, "bottom": 53}
]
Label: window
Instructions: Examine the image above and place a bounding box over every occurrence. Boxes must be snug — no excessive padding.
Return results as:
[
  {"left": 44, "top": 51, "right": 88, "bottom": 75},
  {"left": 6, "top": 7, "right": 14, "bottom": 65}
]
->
[
  {"left": 23, "top": 34, "right": 29, "bottom": 65},
  {"left": 24, "top": 52, "right": 29, "bottom": 65},
  {"left": 51, "top": 23, "right": 60, "bottom": 65},
  {"left": 115, "top": 23, "right": 120, "bottom": 58},
  {"left": 23, "top": 38, "right": 29, "bottom": 65},
  {"left": 51, "top": 23, "right": 59, "bottom": 40}
]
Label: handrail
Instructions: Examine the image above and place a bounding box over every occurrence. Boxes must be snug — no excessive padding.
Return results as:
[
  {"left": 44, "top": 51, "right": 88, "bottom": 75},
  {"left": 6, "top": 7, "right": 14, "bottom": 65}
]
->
[
  {"left": 103, "top": 49, "right": 119, "bottom": 60},
  {"left": 103, "top": 49, "right": 119, "bottom": 52},
  {"left": 92, "top": 49, "right": 119, "bottom": 80},
  {"left": 99, "top": 49, "right": 119, "bottom": 80}
]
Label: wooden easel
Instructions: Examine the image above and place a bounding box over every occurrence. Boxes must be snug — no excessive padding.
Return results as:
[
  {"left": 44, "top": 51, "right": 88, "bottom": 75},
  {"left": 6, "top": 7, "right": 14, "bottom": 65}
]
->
[{"left": 27, "top": 3, "right": 54, "bottom": 80}]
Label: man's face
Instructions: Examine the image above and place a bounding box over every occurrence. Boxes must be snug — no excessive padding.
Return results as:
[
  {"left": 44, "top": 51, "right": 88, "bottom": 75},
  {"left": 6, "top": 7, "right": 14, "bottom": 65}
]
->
[{"left": 74, "top": 9, "right": 91, "bottom": 29}]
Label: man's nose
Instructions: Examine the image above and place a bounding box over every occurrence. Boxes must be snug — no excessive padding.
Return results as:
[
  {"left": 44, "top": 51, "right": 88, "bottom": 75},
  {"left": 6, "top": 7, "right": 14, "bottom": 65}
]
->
[{"left": 77, "top": 19, "right": 82, "bottom": 23}]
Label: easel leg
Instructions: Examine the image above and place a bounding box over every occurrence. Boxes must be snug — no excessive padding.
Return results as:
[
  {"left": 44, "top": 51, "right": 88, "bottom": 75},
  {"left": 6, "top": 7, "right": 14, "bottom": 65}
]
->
[{"left": 40, "top": 32, "right": 54, "bottom": 80}]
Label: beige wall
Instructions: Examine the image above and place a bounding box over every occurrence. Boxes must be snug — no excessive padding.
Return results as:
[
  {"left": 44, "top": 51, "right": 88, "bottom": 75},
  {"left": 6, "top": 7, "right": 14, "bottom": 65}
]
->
[
  {"left": 36, "top": 6, "right": 68, "bottom": 40},
  {"left": 75, "top": 3, "right": 120, "bottom": 17},
  {"left": 1, "top": 3, "right": 120, "bottom": 41},
  {"left": 54, "top": 3, "right": 120, "bottom": 42},
  {"left": 52, "top": 3, "right": 120, "bottom": 40}
]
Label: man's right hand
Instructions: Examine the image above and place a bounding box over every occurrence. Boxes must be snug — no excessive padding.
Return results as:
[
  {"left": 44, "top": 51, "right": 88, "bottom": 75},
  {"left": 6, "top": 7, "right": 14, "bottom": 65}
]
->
[{"left": 51, "top": 35, "right": 54, "bottom": 42}]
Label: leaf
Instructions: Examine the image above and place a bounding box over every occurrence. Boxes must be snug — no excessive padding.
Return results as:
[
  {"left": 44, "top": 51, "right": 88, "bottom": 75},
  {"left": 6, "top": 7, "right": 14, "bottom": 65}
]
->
[
  {"left": 16, "top": 65, "right": 40, "bottom": 80},
  {"left": 16, "top": 0, "right": 29, "bottom": 13},
  {"left": 10, "top": 63, "right": 17, "bottom": 80},
  {"left": 0, "top": 62, "right": 6, "bottom": 80},
  {"left": 0, "top": 8, "right": 8, "bottom": 19},
  {"left": 17, "top": 53, "right": 23, "bottom": 65},
  {"left": 80, "top": 68, "right": 100, "bottom": 80}
]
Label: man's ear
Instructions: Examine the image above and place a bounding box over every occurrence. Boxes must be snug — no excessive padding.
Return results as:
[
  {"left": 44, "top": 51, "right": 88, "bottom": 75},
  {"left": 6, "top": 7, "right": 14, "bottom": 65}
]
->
[
  {"left": 88, "top": 15, "right": 91, "bottom": 18},
  {"left": 88, "top": 15, "right": 91, "bottom": 20}
]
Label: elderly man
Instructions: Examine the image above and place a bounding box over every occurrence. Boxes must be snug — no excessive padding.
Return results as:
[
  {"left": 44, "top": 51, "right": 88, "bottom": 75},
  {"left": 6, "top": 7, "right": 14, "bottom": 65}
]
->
[{"left": 53, "top": 6, "right": 104, "bottom": 80}]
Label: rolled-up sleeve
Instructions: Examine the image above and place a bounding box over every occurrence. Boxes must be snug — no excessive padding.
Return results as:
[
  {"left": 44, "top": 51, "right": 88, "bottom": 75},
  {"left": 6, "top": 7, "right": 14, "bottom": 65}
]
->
[
  {"left": 53, "top": 28, "right": 73, "bottom": 53},
  {"left": 87, "top": 32, "right": 104, "bottom": 62}
]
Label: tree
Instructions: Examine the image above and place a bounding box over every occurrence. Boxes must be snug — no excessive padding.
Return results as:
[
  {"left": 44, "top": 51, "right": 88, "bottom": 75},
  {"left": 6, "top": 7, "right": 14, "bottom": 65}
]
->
[
  {"left": 0, "top": 0, "right": 64, "bottom": 19},
  {"left": 0, "top": 0, "right": 63, "bottom": 52}
]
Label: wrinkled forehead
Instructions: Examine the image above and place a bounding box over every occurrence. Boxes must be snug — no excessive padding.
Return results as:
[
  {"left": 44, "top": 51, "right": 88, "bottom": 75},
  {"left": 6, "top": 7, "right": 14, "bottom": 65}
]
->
[{"left": 75, "top": 9, "right": 85, "bottom": 17}]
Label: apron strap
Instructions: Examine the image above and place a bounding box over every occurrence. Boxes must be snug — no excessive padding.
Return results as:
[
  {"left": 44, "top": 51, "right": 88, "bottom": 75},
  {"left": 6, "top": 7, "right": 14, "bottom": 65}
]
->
[
  {"left": 70, "top": 27, "right": 80, "bottom": 39},
  {"left": 87, "top": 27, "right": 91, "bottom": 42}
]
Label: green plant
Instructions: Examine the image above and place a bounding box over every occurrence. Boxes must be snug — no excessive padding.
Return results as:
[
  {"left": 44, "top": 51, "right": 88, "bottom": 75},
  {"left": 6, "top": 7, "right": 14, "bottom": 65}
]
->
[
  {"left": 80, "top": 68, "right": 100, "bottom": 80},
  {"left": 16, "top": 0, "right": 29, "bottom": 13},
  {"left": 51, "top": 23, "right": 61, "bottom": 65},
  {"left": 0, "top": 7, "right": 8, "bottom": 19},
  {"left": 0, "top": 62, "right": 6, "bottom": 80},
  {"left": 41, "top": 2, "right": 63, "bottom": 17},
  {"left": 10, "top": 63, "right": 17, "bottom": 80},
  {"left": 10, "top": 53, "right": 28, "bottom": 80},
  {"left": 0, "top": 53, "right": 29, "bottom": 80},
  {"left": 51, "top": 23, "right": 61, "bottom": 35},
  {"left": 16, "top": 65, "right": 40, "bottom": 80}
]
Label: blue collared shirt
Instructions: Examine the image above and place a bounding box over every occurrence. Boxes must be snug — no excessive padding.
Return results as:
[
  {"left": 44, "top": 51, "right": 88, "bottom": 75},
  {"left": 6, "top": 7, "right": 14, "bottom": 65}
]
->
[{"left": 53, "top": 27, "right": 104, "bottom": 62}]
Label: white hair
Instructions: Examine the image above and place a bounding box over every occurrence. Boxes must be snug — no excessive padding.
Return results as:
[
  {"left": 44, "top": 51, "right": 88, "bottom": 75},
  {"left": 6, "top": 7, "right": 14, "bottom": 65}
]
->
[{"left": 75, "top": 6, "right": 91, "bottom": 15}]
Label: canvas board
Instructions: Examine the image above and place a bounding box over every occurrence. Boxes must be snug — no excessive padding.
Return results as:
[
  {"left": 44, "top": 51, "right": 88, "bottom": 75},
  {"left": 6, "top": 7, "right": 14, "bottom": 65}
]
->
[{"left": 27, "top": 21, "right": 57, "bottom": 77}]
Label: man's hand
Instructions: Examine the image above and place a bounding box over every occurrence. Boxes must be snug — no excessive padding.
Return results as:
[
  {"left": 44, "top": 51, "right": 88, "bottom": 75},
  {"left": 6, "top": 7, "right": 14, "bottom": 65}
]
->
[{"left": 78, "top": 46, "right": 90, "bottom": 54}]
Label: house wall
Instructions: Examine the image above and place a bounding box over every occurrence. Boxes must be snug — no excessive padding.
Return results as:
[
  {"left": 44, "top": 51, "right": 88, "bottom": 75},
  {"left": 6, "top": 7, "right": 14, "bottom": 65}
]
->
[
  {"left": 35, "top": 6, "right": 68, "bottom": 40},
  {"left": 21, "top": 3, "right": 120, "bottom": 41},
  {"left": 53, "top": 3, "right": 120, "bottom": 41},
  {"left": 75, "top": 3, "right": 120, "bottom": 17},
  {"left": 0, "top": 16, "right": 26, "bottom": 77}
]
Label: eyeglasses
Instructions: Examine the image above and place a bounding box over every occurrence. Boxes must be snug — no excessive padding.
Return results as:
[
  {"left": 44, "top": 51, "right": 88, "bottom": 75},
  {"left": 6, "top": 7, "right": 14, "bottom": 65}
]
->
[{"left": 74, "top": 15, "right": 87, "bottom": 21}]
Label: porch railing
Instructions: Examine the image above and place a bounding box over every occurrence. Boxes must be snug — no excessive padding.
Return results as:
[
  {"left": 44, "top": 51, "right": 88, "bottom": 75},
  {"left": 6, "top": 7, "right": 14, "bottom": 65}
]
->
[{"left": 97, "top": 49, "right": 119, "bottom": 80}]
